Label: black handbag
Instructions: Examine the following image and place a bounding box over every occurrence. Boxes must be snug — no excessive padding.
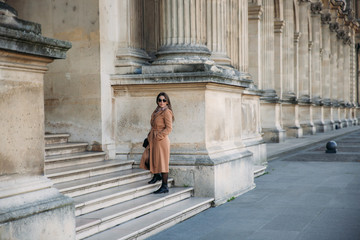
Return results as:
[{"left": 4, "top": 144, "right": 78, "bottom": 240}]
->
[{"left": 142, "top": 138, "right": 149, "bottom": 148}]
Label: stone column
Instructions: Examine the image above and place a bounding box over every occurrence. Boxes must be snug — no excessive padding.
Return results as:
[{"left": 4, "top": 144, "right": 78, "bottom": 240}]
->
[
  {"left": 298, "top": 0, "right": 311, "bottom": 103},
  {"left": 229, "top": 0, "right": 249, "bottom": 72},
  {"left": 282, "top": 0, "right": 295, "bottom": 101},
  {"left": 281, "top": 0, "right": 302, "bottom": 138},
  {"left": 330, "top": 21, "right": 340, "bottom": 128},
  {"left": 115, "top": 0, "right": 150, "bottom": 74},
  {"left": 207, "top": 0, "right": 231, "bottom": 66},
  {"left": 321, "top": 12, "right": 333, "bottom": 131},
  {"left": 261, "top": 0, "right": 275, "bottom": 95},
  {"left": 274, "top": 20, "right": 284, "bottom": 99},
  {"left": 248, "top": 3, "right": 262, "bottom": 88},
  {"left": 343, "top": 34, "right": 351, "bottom": 126},
  {"left": 298, "top": 0, "right": 315, "bottom": 135},
  {"left": 151, "top": 0, "right": 211, "bottom": 67},
  {"left": 0, "top": 3, "right": 75, "bottom": 239},
  {"left": 258, "top": 0, "right": 285, "bottom": 142},
  {"left": 294, "top": 32, "right": 301, "bottom": 99},
  {"left": 349, "top": 28, "right": 358, "bottom": 125},
  {"left": 337, "top": 28, "right": 346, "bottom": 127},
  {"left": 311, "top": 2, "right": 324, "bottom": 132}
]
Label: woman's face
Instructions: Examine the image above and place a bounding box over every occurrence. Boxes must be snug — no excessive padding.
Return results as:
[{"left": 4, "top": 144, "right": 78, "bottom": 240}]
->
[{"left": 157, "top": 95, "right": 167, "bottom": 108}]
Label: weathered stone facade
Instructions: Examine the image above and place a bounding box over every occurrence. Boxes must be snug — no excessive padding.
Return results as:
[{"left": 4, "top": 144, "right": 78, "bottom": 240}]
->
[
  {"left": 1, "top": 0, "right": 360, "bottom": 238},
  {"left": 0, "top": 2, "right": 75, "bottom": 239},
  {"left": 247, "top": 0, "right": 360, "bottom": 142}
]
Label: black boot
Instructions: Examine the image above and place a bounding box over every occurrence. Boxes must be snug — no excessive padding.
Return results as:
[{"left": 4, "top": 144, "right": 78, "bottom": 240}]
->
[
  {"left": 148, "top": 173, "right": 162, "bottom": 184},
  {"left": 154, "top": 183, "right": 169, "bottom": 194}
]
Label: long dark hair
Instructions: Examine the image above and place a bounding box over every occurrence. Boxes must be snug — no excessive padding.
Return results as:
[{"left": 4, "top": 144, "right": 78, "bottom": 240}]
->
[{"left": 156, "top": 92, "right": 175, "bottom": 122}]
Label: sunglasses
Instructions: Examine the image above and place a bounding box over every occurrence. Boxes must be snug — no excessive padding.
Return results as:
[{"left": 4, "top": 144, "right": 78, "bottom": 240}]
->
[{"left": 158, "top": 99, "right": 167, "bottom": 103}]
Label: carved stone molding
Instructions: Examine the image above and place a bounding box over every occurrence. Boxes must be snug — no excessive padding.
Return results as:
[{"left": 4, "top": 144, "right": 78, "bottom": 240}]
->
[
  {"left": 311, "top": 2, "right": 323, "bottom": 15},
  {"left": 312, "top": 96, "right": 323, "bottom": 106},
  {"left": 321, "top": 13, "right": 331, "bottom": 24},
  {"left": 299, "top": 0, "right": 310, "bottom": 3},
  {"left": 260, "top": 89, "right": 280, "bottom": 103},
  {"left": 298, "top": 94, "right": 312, "bottom": 104},
  {"left": 329, "top": 22, "right": 339, "bottom": 32},
  {"left": 248, "top": 5, "right": 263, "bottom": 20},
  {"left": 274, "top": 20, "right": 285, "bottom": 33},
  {"left": 322, "top": 98, "right": 332, "bottom": 106}
]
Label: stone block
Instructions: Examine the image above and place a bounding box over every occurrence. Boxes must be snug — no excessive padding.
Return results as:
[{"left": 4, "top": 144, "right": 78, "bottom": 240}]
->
[
  {"left": 0, "top": 176, "right": 75, "bottom": 240},
  {"left": 111, "top": 75, "right": 264, "bottom": 205}
]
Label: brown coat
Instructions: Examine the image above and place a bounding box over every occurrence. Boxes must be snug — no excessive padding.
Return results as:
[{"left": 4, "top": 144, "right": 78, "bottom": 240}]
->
[{"left": 140, "top": 108, "right": 173, "bottom": 173}]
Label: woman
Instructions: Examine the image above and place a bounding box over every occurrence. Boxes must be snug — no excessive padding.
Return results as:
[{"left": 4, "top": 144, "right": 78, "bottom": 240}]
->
[{"left": 140, "top": 92, "right": 174, "bottom": 194}]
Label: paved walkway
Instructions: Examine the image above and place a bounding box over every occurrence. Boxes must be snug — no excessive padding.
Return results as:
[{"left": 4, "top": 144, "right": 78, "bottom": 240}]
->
[{"left": 149, "top": 126, "right": 360, "bottom": 240}]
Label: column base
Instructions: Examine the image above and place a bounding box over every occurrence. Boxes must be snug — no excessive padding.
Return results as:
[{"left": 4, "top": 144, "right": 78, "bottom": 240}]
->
[
  {"left": 211, "top": 52, "right": 232, "bottom": 67},
  {"left": 111, "top": 73, "right": 263, "bottom": 206},
  {"left": 0, "top": 176, "right": 75, "bottom": 240},
  {"left": 115, "top": 47, "right": 151, "bottom": 74},
  {"left": 153, "top": 44, "right": 212, "bottom": 66}
]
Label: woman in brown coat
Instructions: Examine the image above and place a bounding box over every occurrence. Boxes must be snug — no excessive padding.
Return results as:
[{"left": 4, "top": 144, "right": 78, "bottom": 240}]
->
[{"left": 140, "top": 92, "right": 174, "bottom": 194}]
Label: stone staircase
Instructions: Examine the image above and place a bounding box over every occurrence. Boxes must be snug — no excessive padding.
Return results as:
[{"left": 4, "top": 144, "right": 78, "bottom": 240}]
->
[{"left": 44, "top": 134, "right": 214, "bottom": 240}]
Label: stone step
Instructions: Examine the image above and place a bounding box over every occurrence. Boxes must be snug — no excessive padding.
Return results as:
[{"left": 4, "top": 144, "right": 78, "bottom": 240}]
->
[
  {"left": 54, "top": 168, "right": 151, "bottom": 198},
  {"left": 45, "top": 133, "right": 70, "bottom": 145},
  {"left": 45, "top": 152, "right": 106, "bottom": 170},
  {"left": 45, "top": 142, "right": 89, "bottom": 156},
  {"left": 254, "top": 165, "right": 267, "bottom": 178},
  {"left": 74, "top": 178, "right": 174, "bottom": 216},
  {"left": 46, "top": 160, "right": 134, "bottom": 184},
  {"left": 82, "top": 197, "right": 214, "bottom": 240},
  {"left": 76, "top": 187, "right": 195, "bottom": 240}
]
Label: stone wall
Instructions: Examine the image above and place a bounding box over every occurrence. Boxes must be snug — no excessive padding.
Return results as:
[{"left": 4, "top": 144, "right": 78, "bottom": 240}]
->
[
  {"left": 0, "top": 3, "right": 75, "bottom": 238},
  {"left": 9, "top": 0, "right": 104, "bottom": 149},
  {"left": 248, "top": 0, "right": 360, "bottom": 142}
]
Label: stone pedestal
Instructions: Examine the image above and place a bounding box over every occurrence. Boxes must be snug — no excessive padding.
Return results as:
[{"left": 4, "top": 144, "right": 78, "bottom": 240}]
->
[
  {"left": 332, "top": 104, "right": 342, "bottom": 129},
  {"left": 299, "top": 103, "right": 316, "bottom": 135},
  {"left": 0, "top": 3, "right": 75, "bottom": 239},
  {"left": 282, "top": 102, "right": 303, "bottom": 138},
  {"left": 340, "top": 106, "right": 348, "bottom": 128},
  {"left": 111, "top": 71, "right": 264, "bottom": 206},
  {"left": 353, "top": 108, "right": 359, "bottom": 125},
  {"left": 260, "top": 101, "right": 285, "bottom": 142},
  {"left": 322, "top": 103, "right": 334, "bottom": 131},
  {"left": 313, "top": 105, "right": 327, "bottom": 133}
]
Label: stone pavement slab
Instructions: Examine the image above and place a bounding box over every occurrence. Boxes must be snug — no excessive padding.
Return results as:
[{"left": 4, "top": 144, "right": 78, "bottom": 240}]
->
[{"left": 148, "top": 127, "right": 360, "bottom": 240}]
